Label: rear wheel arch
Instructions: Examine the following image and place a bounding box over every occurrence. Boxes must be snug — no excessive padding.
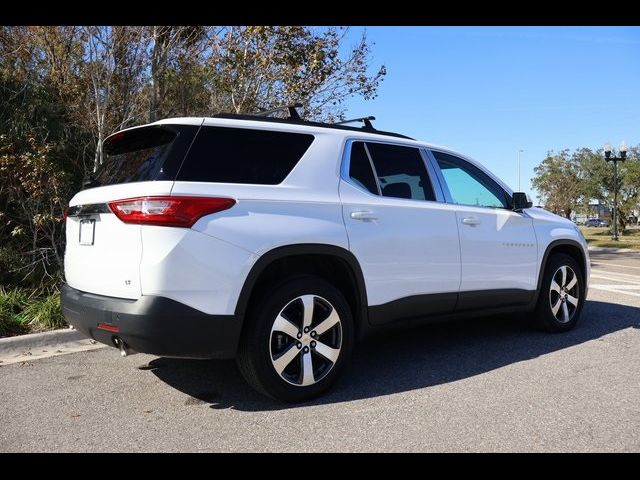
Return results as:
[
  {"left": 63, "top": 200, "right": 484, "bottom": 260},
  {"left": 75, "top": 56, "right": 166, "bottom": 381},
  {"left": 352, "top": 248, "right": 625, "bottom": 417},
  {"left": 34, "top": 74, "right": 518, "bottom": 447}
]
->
[{"left": 235, "top": 244, "right": 369, "bottom": 337}]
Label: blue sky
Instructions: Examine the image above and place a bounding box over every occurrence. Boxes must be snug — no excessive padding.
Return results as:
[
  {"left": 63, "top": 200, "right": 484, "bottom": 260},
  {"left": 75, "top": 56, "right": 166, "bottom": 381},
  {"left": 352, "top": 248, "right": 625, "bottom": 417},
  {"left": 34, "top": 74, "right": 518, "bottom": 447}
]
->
[{"left": 341, "top": 26, "right": 640, "bottom": 201}]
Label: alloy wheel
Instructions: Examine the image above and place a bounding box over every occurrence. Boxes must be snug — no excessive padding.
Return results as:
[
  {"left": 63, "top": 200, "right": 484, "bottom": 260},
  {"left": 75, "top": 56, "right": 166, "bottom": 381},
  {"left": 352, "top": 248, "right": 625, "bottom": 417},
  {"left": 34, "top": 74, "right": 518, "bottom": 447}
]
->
[
  {"left": 269, "top": 294, "right": 342, "bottom": 387},
  {"left": 549, "top": 265, "right": 579, "bottom": 323}
]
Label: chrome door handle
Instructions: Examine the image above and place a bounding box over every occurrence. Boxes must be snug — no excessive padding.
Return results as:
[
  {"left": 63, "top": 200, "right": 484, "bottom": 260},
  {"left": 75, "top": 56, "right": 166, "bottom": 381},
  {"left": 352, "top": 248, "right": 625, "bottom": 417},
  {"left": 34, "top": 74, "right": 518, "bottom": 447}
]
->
[
  {"left": 350, "top": 210, "right": 378, "bottom": 221},
  {"left": 461, "top": 216, "right": 481, "bottom": 226}
]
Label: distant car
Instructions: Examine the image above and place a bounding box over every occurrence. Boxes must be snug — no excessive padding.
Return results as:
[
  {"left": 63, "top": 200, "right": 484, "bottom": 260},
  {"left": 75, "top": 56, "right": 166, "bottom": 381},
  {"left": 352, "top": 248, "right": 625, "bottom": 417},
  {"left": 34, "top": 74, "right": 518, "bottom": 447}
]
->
[{"left": 584, "top": 218, "right": 608, "bottom": 227}]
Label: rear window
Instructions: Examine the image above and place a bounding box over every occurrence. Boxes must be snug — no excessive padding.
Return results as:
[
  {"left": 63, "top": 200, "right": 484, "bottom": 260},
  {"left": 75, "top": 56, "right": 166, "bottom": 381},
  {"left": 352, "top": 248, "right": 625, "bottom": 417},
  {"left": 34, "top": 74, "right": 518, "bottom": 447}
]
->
[
  {"left": 177, "top": 126, "right": 315, "bottom": 185},
  {"left": 95, "top": 125, "right": 196, "bottom": 186}
]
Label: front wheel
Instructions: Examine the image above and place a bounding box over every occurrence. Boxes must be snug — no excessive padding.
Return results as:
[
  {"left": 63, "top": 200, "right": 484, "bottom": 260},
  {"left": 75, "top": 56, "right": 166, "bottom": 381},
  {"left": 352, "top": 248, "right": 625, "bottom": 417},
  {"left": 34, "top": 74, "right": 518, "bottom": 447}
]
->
[
  {"left": 236, "top": 276, "right": 354, "bottom": 402},
  {"left": 530, "top": 253, "right": 585, "bottom": 332}
]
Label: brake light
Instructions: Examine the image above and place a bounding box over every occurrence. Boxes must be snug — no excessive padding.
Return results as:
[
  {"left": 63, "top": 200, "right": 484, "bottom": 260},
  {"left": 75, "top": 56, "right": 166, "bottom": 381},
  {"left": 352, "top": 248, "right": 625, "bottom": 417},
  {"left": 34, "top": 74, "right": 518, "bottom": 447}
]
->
[{"left": 108, "top": 196, "right": 235, "bottom": 227}]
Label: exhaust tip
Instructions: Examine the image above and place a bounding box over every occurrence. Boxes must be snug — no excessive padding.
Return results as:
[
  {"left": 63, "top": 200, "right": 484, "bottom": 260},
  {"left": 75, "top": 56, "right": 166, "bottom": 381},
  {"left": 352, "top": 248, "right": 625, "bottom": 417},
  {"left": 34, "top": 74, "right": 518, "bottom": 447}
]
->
[{"left": 113, "top": 337, "right": 134, "bottom": 357}]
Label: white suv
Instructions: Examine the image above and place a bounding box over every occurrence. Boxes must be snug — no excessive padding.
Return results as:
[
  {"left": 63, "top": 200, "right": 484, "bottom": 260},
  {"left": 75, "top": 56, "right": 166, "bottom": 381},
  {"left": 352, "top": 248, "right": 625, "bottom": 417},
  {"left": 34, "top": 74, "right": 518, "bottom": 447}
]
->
[{"left": 62, "top": 108, "right": 590, "bottom": 402}]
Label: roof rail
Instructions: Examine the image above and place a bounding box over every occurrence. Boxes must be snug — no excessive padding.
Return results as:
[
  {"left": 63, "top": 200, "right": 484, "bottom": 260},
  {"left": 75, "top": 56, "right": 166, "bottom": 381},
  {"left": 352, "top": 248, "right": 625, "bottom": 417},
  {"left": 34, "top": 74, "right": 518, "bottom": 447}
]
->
[
  {"left": 211, "top": 112, "right": 414, "bottom": 140},
  {"left": 334, "top": 116, "right": 376, "bottom": 129},
  {"left": 254, "top": 103, "right": 303, "bottom": 120}
]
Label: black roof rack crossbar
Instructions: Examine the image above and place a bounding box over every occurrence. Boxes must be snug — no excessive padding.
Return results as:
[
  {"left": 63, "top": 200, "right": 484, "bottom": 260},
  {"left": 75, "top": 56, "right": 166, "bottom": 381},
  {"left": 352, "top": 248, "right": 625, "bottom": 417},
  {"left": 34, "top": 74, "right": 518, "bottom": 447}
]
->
[
  {"left": 211, "top": 113, "right": 414, "bottom": 140},
  {"left": 254, "top": 103, "right": 303, "bottom": 120},
  {"left": 334, "top": 116, "right": 376, "bottom": 129}
]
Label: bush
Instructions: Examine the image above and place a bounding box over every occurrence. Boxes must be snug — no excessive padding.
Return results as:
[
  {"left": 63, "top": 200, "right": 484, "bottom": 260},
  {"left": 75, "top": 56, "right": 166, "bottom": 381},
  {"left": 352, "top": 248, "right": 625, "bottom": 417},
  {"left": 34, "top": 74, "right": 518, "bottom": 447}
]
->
[
  {"left": 0, "top": 287, "right": 30, "bottom": 336},
  {"left": 0, "top": 287, "right": 66, "bottom": 337},
  {"left": 18, "top": 292, "right": 66, "bottom": 332}
]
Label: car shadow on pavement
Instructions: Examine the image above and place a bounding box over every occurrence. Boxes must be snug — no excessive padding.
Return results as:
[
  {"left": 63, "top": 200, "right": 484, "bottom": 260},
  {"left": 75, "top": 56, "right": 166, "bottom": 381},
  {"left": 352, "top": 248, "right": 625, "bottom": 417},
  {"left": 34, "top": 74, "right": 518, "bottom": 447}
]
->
[{"left": 149, "top": 300, "right": 640, "bottom": 411}]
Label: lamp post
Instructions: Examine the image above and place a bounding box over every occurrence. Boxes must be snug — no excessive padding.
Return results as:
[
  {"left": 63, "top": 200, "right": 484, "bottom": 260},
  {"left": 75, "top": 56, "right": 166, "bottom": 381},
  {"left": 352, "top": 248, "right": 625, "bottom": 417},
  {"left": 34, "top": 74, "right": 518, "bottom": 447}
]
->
[
  {"left": 517, "top": 149, "right": 524, "bottom": 191},
  {"left": 604, "top": 141, "right": 627, "bottom": 241}
]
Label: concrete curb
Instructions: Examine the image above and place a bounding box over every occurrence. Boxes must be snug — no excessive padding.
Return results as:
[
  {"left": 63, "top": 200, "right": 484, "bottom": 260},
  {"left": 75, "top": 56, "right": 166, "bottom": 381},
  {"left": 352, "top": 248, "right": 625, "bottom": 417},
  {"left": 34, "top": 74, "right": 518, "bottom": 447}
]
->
[
  {"left": 0, "top": 328, "right": 86, "bottom": 354},
  {"left": 0, "top": 328, "right": 106, "bottom": 365}
]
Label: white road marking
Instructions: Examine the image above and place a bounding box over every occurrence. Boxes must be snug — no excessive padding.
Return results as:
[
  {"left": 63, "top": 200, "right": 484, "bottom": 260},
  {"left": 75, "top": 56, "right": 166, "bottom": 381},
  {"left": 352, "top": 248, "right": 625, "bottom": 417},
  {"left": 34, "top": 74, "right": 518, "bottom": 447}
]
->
[
  {"left": 589, "top": 284, "right": 640, "bottom": 298},
  {"left": 591, "top": 262, "right": 640, "bottom": 271},
  {"left": 591, "top": 269, "right": 640, "bottom": 279},
  {"left": 590, "top": 273, "right": 640, "bottom": 285},
  {"left": 590, "top": 284, "right": 640, "bottom": 290}
]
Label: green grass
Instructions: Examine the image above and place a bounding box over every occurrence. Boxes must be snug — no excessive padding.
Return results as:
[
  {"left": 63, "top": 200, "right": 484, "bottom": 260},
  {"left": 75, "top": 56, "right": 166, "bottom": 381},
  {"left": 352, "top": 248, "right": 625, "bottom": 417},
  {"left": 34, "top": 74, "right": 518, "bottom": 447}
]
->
[
  {"left": 18, "top": 293, "right": 66, "bottom": 332},
  {"left": 580, "top": 226, "right": 640, "bottom": 250},
  {"left": 0, "top": 287, "right": 66, "bottom": 337},
  {"left": 0, "top": 287, "right": 30, "bottom": 336}
]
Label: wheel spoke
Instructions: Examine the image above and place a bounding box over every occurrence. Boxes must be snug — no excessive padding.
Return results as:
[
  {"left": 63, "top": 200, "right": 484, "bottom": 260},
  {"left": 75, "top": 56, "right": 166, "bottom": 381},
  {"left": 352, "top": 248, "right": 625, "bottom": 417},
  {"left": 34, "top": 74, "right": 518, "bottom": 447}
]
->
[
  {"left": 550, "top": 280, "right": 562, "bottom": 294},
  {"left": 566, "top": 294, "right": 578, "bottom": 307},
  {"left": 314, "top": 340, "right": 340, "bottom": 364},
  {"left": 272, "top": 344, "right": 300, "bottom": 375},
  {"left": 565, "top": 274, "right": 578, "bottom": 291},
  {"left": 560, "top": 266, "right": 567, "bottom": 288},
  {"left": 561, "top": 302, "right": 570, "bottom": 323},
  {"left": 551, "top": 297, "right": 562, "bottom": 316},
  {"left": 273, "top": 314, "right": 300, "bottom": 339},
  {"left": 313, "top": 308, "right": 340, "bottom": 335},
  {"left": 301, "top": 295, "right": 315, "bottom": 330},
  {"left": 301, "top": 352, "right": 315, "bottom": 386}
]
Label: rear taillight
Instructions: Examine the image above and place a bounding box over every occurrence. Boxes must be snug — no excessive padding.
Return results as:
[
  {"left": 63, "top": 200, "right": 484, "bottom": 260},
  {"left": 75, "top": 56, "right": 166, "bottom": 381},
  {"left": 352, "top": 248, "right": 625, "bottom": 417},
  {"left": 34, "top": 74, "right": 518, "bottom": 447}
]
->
[{"left": 108, "top": 196, "right": 235, "bottom": 227}]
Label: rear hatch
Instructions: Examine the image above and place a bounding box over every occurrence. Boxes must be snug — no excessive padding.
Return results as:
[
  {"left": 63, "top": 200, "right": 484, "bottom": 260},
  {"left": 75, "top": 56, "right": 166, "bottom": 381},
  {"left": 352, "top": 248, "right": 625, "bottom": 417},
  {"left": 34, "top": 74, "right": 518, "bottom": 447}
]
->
[{"left": 64, "top": 122, "right": 201, "bottom": 299}]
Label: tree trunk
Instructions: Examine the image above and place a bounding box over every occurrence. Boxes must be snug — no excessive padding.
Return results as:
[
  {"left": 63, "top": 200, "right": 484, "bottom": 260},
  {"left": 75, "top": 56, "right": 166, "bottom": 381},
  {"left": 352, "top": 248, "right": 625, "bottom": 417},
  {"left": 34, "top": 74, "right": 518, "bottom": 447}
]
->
[
  {"left": 149, "top": 27, "right": 159, "bottom": 122},
  {"left": 93, "top": 132, "right": 102, "bottom": 173}
]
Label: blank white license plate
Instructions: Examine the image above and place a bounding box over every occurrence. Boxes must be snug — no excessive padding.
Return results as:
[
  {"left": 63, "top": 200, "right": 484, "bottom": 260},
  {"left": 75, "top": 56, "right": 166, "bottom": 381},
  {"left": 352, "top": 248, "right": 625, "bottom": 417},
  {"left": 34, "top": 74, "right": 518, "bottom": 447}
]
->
[{"left": 79, "top": 219, "right": 95, "bottom": 246}]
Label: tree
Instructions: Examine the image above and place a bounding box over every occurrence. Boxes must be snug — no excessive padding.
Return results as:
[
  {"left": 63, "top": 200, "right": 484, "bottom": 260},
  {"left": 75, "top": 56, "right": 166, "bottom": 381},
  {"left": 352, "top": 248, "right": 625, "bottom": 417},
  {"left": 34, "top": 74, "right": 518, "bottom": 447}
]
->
[
  {"left": 207, "top": 26, "right": 386, "bottom": 120},
  {"left": 83, "top": 26, "right": 149, "bottom": 171},
  {"left": 532, "top": 150, "right": 584, "bottom": 218},
  {"left": 0, "top": 25, "right": 387, "bottom": 290},
  {"left": 581, "top": 146, "right": 640, "bottom": 231}
]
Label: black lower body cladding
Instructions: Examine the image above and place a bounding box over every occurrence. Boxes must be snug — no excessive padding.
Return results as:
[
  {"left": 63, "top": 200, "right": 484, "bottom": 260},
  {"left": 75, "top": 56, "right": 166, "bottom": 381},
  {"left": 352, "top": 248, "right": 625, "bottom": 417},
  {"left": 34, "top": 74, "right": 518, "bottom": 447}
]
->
[{"left": 60, "top": 284, "right": 242, "bottom": 359}]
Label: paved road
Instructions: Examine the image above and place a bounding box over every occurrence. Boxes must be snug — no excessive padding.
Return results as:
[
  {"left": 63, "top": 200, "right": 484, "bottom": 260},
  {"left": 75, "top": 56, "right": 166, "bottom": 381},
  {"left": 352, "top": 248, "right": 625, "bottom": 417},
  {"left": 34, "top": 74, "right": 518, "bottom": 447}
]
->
[{"left": 1, "top": 250, "right": 639, "bottom": 452}]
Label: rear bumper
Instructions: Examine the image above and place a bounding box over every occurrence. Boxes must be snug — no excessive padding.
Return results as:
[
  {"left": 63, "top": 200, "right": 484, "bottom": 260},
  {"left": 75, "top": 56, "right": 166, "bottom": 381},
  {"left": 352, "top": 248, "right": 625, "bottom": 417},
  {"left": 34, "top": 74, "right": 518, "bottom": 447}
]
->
[{"left": 60, "top": 284, "right": 242, "bottom": 359}]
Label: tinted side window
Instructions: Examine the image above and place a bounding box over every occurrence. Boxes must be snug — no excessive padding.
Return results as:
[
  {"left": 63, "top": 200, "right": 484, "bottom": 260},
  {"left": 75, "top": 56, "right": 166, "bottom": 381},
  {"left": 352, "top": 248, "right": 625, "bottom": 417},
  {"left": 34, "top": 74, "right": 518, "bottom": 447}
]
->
[
  {"left": 432, "top": 151, "right": 509, "bottom": 208},
  {"left": 348, "top": 142, "right": 378, "bottom": 195},
  {"left": 178, "top": 127, "right": 314, "bottom": 184},
  {"left": 366, "top": 143, "right": 435, "bottom": 201}
]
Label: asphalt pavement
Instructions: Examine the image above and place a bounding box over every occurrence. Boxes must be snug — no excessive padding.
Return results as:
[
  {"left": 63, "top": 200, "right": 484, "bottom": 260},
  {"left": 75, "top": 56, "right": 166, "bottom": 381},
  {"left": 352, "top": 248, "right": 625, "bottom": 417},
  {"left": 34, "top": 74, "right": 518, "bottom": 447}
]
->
[{"left": 1, "top": 250, "right": 639, "bottom": 452}]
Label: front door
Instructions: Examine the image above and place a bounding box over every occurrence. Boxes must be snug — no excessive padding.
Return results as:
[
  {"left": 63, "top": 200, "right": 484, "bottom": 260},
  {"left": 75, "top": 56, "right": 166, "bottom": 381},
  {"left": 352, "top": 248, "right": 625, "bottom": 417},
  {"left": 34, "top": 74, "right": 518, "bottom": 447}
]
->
[{"left": 430, "top": 150, "right": 538, "bottom": 311}]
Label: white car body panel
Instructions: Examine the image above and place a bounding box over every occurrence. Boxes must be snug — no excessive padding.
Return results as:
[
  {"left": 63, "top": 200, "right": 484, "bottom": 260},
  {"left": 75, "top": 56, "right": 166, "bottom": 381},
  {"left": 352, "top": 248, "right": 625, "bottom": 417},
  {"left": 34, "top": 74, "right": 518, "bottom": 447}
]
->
[
  {"left": 65, "top": 181, "right": 175, "bottom": 300},
  {"left": 450, "top": 205, "right": 538, "bottom": 292},
  {"left": 339, "top": 179, "right": 461, "bottom": 306}
]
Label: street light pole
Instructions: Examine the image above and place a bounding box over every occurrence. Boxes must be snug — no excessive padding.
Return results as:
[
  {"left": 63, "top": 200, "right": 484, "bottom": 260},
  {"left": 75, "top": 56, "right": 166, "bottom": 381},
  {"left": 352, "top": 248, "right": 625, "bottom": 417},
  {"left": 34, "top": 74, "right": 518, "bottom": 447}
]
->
[
  {"left": 517, "top": 149, "right": 524, "bottom": 191},
  {"left": 604, "top": 141, "right": 628, "bottom": 241}
]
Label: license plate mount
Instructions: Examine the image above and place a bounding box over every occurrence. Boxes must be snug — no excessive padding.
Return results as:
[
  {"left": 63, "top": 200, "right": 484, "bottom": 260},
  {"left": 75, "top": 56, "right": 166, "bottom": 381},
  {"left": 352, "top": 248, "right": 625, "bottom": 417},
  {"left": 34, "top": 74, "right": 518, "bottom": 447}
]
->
[{"left": 79, "top": 219, "right": 95, "bottom": 246}]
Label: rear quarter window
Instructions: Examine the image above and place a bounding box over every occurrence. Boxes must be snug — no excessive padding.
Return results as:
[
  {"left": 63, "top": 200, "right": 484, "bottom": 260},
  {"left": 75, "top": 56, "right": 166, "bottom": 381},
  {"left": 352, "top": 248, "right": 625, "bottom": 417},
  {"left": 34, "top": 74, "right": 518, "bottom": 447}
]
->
[{"left": 177, "top": 126, "right": 314, "bottom": 185}]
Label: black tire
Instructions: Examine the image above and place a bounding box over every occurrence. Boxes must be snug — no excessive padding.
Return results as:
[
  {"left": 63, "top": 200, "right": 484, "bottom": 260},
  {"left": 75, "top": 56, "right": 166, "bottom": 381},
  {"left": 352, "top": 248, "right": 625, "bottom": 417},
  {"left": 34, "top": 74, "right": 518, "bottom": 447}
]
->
[
  {"left": 236, "top": 275, "right": 354, "bottom": 402},
  {"left": 530, "top": 253, "right": 585, "bottom": 332}
]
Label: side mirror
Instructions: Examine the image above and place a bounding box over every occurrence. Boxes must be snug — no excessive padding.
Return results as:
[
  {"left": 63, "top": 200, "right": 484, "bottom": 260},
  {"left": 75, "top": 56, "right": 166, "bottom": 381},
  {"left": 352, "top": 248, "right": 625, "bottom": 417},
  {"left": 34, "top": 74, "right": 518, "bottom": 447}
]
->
[{"left": 512, "top": 192, "right": 533, "bottom": 211}]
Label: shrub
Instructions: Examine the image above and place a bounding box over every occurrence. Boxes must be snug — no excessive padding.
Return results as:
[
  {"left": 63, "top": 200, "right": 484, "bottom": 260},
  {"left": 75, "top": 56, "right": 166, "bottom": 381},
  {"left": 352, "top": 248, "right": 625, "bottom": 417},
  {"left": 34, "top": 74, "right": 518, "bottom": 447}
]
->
[
  {"left": 19, "top": 292, "right": 66, "bottom": 332},
  {"left": 0, "top": 287, "right": 30, "bottom": 336},
  {"left": 0, "top": 287, "right": 66, "bottom": 336}
]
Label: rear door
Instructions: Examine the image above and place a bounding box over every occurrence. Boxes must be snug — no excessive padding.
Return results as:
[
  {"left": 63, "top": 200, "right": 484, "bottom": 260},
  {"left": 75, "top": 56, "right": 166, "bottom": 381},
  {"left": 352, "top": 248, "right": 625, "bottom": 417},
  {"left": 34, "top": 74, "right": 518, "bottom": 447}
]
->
[
  {"left": 340, "top": 140, "right": 461, "bottom": 325},
  {"left": 428, "top": 150, "right": 538, "bottom": 310},
  {"left": 64, "top": 122, "right": 200, "bottom": 299}
]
